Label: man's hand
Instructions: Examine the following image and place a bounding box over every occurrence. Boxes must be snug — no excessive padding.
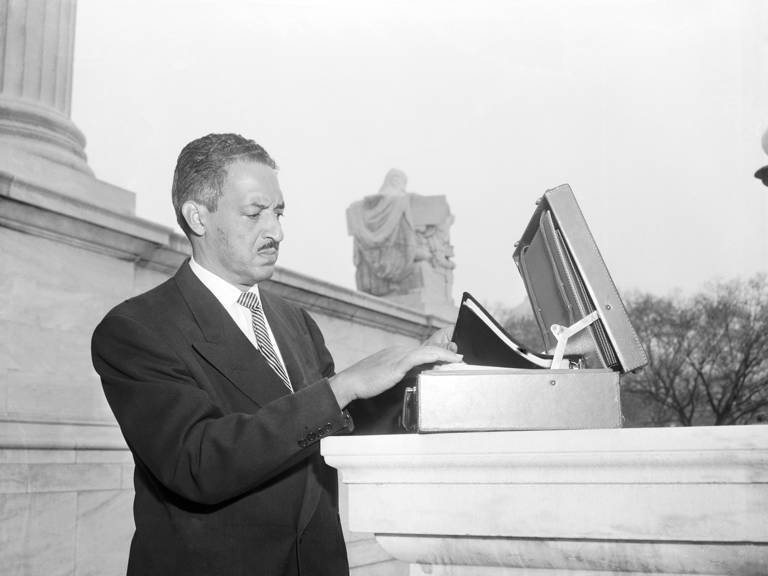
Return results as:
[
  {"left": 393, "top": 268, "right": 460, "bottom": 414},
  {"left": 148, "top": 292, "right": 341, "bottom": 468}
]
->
[{"left": 328, "top": 344, "right": 462, "bottom": 409}]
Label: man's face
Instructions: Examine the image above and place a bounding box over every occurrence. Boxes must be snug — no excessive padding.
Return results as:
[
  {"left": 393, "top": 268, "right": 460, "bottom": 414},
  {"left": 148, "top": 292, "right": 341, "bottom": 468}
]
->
[{"left": 195, "top": 160, "right": 284, "bottom": 288}]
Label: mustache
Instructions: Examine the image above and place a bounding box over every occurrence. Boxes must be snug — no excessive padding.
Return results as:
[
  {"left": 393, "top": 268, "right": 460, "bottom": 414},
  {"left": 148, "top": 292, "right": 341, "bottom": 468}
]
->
[{"left": 258, "top": 239, "right": 280, "bottom": 251}]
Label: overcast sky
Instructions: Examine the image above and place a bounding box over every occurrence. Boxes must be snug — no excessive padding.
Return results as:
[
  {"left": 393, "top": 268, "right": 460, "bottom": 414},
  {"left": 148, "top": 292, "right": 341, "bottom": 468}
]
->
[{"left": 72, "top": 0, "right": 768, "bottom": 310}]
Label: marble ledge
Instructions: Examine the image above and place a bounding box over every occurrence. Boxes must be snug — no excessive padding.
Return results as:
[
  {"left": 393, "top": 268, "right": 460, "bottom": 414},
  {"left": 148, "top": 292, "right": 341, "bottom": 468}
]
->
[
  {"left": 3, "top": 379, "right": 115, "bottom": 424},
  {"left": 322, "top": 425, "right": 768, "bottom": 485},
  {"left": 0, "top": 462, "right": 124, "bottom": 494},
  {"left": 393, "top": 537, "right": 768, "bottom": 576},
  {"left": 268, "top": 267, "right": 454, "bottom": 326},
  {"left": 0, "top": 141, "right": 132, "bottom": 214},
  {"left": 0, "top": 419, "right": 127, "bottom": 451},
  {"left": 0, "top": 190, "right": 179, "bottom": 270},
  {"left": 0, "top": 190, "right": 449, "bottom": 338},
  {"left": 0, "top": 448, "right": 131, "bottom": 466},
  {"left": 322, "top": 425, "right": 768, "bottom": 575},
  {"left": 0, "top": 421, "right": 131, "bottom": 495},
  {"left": 266, "top": 270, "right": 451, "bottom": 340}
]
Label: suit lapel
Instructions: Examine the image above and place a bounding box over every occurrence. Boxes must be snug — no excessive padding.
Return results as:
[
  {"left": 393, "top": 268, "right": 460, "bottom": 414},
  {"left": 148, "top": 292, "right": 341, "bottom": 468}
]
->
[{"left": 174, "top": 262, "right": 291, "bottom": 406}]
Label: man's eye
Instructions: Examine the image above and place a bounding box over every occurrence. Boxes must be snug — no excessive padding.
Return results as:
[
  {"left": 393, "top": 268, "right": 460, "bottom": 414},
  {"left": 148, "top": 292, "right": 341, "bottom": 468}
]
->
[{"left": 246, "top": 212, "right": 261, "bottom": 219}]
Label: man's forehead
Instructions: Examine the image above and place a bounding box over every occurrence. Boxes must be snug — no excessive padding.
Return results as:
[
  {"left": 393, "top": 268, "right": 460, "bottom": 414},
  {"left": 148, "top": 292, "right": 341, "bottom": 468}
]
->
[
  {"left": 223, "top": 158, "right": 278, "bottom": 180},
  {"left": 222, "top": 160, "right": 283, "bottom": 201}
]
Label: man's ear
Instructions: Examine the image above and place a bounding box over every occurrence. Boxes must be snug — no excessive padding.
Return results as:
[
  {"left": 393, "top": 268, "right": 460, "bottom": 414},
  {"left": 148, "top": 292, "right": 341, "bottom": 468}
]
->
[{"left": 181, "top": 201, "right": 206, "bottom": 236}]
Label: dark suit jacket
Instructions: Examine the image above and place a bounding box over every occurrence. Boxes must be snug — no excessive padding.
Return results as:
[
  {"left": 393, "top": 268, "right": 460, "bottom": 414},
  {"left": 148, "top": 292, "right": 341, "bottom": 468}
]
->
[{"left": 91, "top": 262, "right": 353, "bottom": 576}]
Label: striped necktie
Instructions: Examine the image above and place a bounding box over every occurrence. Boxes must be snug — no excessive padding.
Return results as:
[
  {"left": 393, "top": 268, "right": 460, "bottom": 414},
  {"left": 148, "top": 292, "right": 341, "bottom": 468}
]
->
[{"left": 237, "top": 291, "right": 293, "bottom": 392}]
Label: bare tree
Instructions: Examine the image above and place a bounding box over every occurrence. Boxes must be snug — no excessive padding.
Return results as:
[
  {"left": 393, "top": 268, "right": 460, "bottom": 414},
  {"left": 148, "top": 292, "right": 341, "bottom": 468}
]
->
[
  {"left": 487, "top": 276, "right": 768, "bottom": 426},
  {"left": 686, "top": 276, "right": 768, "bottom": 424},
  {"left": 622, "top": 293, "right": 700, "bottom": 425},
  {"left": 624, "top": 275, "right": 768, "bottom": 426}
]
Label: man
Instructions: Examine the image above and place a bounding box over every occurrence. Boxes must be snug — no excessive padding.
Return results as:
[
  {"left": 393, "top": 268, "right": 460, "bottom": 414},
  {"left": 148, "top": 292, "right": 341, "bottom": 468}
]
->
[{"left": 91, "top": 133, "right": 460, "bottom": 576}]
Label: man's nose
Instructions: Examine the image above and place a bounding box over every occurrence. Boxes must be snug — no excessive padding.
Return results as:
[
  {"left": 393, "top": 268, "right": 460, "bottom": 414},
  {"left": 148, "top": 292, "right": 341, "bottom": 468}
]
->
[{"left": 264, "top": 212, "right": 284, "bottom": 242}]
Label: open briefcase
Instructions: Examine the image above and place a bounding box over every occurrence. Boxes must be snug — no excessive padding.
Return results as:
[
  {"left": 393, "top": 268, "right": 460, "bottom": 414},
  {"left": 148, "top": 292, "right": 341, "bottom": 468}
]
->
[{"left": 400, "top": 183, "right": 648, "bottom": 432}]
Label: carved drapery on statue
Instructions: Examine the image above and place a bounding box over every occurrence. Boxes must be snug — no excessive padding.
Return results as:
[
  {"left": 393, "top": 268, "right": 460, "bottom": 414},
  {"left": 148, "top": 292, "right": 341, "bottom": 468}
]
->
[
  {"left": 347, "top": 192, "right": 417, "bottom": 296},
  {"left": 347, "top": 169, "right": 456, "bottom": 318}
]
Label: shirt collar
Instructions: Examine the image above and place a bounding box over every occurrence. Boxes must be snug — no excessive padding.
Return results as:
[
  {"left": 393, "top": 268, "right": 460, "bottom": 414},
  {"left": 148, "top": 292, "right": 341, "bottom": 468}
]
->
[{"left": 189, "top": 257, "right": 260, "bottom": 310}]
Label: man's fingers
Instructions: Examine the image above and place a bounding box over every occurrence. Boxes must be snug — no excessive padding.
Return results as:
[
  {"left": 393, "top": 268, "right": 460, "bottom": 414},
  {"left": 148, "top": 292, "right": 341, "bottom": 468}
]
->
[
  {"left": 409, "top": 345, "right": 463, "bottom": 366},
  {"left": 332, "top": 343, "right": 466, "bottom": 405}
]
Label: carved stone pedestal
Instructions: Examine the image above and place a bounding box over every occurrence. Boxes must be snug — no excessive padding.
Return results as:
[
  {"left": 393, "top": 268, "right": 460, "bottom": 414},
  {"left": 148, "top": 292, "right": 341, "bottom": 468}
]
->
[{"left": 322, "top": 425, "right": 768, "bottom": 575}]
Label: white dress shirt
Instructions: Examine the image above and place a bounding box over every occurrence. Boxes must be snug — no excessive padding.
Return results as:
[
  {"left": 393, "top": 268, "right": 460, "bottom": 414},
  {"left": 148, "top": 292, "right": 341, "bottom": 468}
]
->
[{"left": 189, "top": 258, "right": 291, "bottom": 386}]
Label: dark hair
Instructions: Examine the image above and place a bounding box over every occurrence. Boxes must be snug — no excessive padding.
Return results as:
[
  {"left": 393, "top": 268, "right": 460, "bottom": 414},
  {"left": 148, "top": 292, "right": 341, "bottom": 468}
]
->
[{"left": 172, "top": 133, "right": 278, "bottom": 235}]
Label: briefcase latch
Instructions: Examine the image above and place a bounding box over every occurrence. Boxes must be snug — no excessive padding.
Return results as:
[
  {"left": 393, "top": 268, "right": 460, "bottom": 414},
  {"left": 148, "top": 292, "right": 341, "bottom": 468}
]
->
[{"left": 401, "top": 386, "right": 418, "bottom": 432}]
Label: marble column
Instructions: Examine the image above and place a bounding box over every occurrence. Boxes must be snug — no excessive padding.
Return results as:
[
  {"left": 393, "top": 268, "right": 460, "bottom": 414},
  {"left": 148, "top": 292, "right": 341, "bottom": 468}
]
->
[
  {"left": 0, "top": 3, "right": 145, "bottom": 572},
  {"left": 0, "top": 0, "right": 91, "bottom": 174},
  {"left": 0, "top": 0, "right": 136, "bottom": 214}
]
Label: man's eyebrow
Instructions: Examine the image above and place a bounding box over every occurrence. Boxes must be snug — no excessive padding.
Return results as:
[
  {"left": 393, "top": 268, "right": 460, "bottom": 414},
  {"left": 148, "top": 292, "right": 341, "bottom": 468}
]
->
[{"left": 244, "top": 200, "right": 285, "bottom": 210}]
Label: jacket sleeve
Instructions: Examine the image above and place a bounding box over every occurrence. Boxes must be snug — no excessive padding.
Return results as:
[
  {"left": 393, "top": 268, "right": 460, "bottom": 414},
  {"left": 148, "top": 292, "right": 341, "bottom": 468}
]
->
[{"left": 91, "top": 311, "right": 351, "bottom": 506}]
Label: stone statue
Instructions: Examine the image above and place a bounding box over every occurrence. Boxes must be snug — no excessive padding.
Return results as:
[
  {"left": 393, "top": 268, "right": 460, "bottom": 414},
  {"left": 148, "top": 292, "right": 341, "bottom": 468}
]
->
[
  {"left": 346, "top": 169, "right": 417, "bottom": 296},
  {"left": 347, "top": 169, "right": 456, "bottom": 317}
]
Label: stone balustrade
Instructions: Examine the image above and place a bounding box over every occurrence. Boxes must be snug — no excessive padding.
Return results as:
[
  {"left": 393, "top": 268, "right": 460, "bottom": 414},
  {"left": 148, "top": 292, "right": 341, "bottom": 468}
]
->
[{"left": 322, "top": 425, "right": 768, "bottom": 575}]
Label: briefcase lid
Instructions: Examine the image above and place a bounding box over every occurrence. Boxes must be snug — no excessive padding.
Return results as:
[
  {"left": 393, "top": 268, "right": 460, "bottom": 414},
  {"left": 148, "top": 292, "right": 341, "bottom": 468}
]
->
[{"left": 512, "top": 184, "right": 647, "bottom": 374}]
